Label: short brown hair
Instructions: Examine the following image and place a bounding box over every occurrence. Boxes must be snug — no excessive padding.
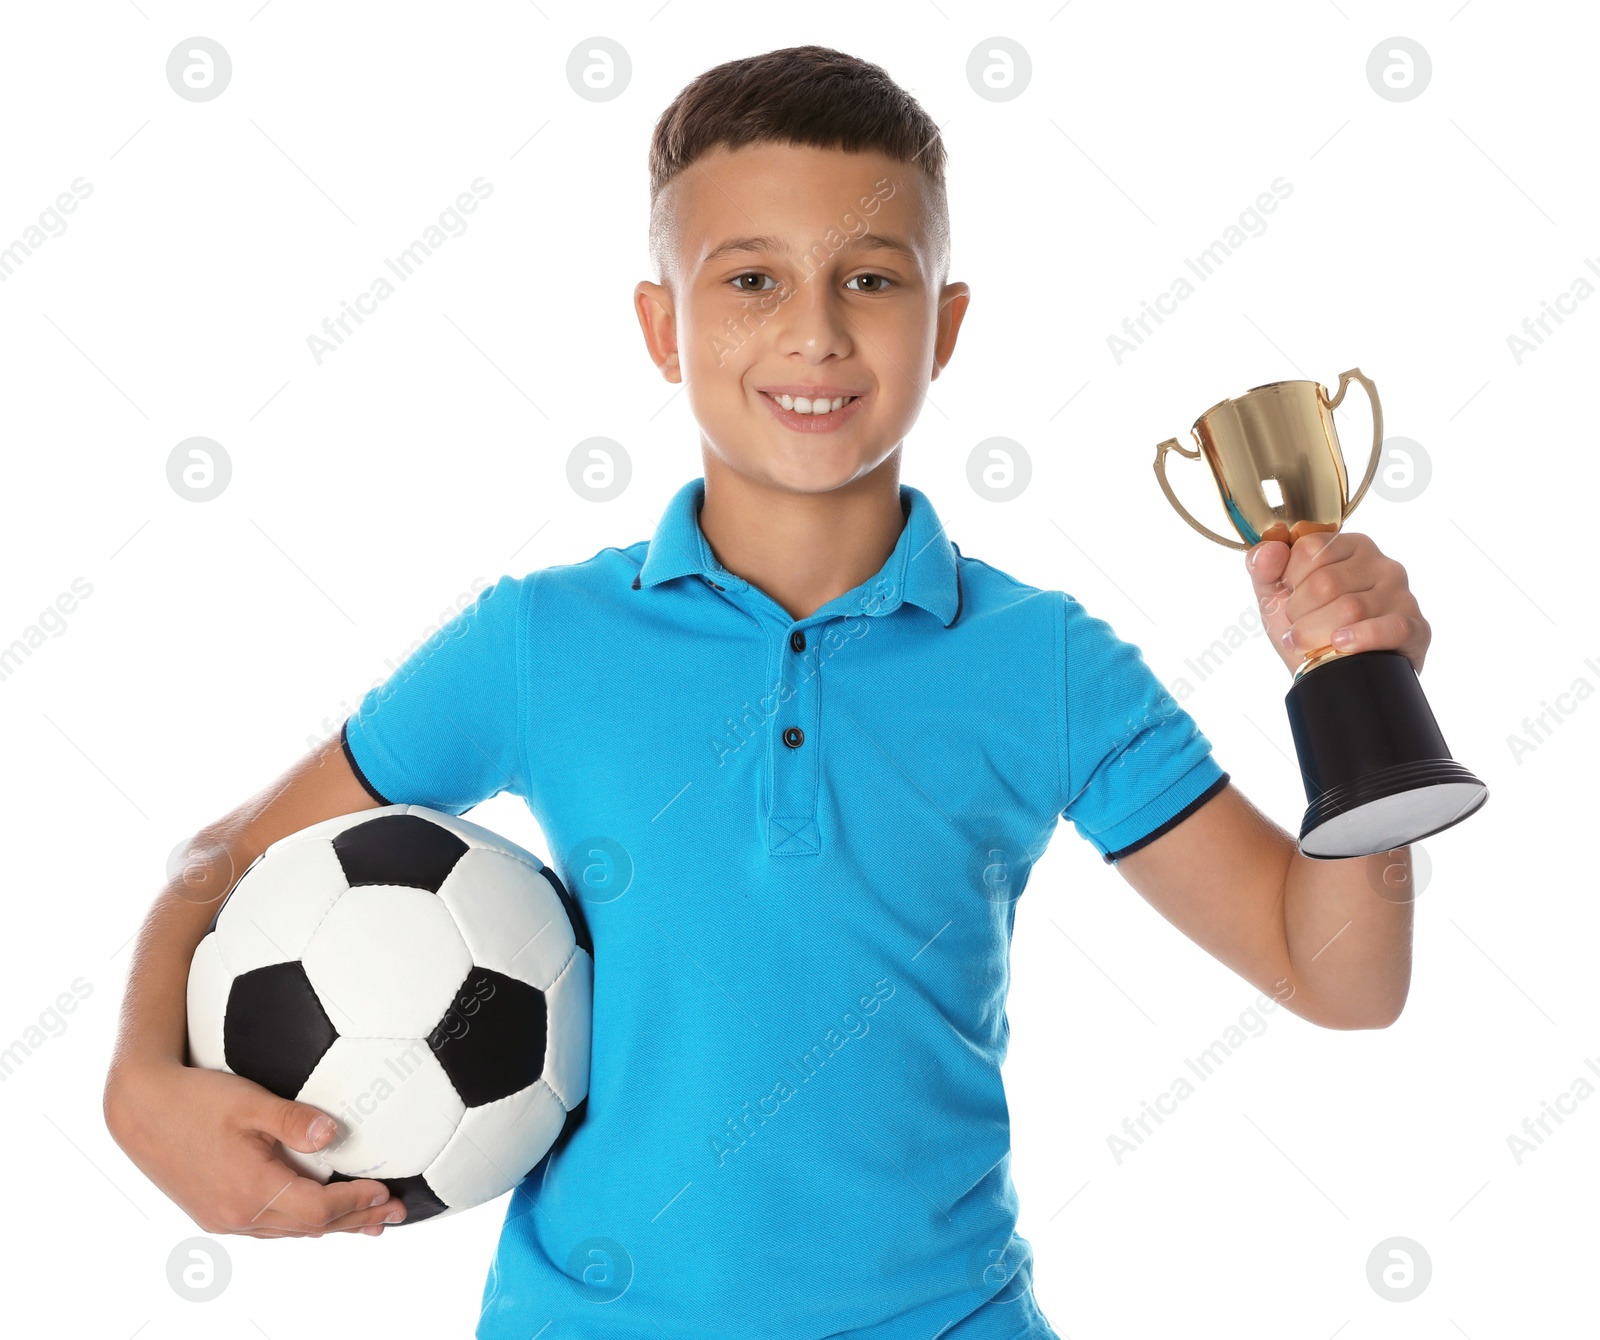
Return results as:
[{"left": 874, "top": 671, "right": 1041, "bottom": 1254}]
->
[{"left": 647, "top": 45, "right": 950, "bottom": 294}]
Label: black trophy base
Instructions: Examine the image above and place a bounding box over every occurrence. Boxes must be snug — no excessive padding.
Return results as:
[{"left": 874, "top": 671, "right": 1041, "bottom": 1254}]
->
[{"left": 1284, "top": 649, "right": 1488, "bottom": 859}]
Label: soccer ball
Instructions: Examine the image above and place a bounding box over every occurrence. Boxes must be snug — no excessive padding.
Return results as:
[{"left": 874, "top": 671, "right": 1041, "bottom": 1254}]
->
[{"left": 185, "top": 804, "right": 592, "bottom": 1225}]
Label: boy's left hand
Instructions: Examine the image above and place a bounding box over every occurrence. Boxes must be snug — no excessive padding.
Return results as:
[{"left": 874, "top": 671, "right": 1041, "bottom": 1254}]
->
[{"left": 1246, "top": 531, "right": 1431, "bottom": 678}]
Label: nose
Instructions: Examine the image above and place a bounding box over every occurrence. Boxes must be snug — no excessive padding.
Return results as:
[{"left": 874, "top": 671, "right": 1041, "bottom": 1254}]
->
[{"left": 772, "top": 279, "right": 853, "bottom": 361}]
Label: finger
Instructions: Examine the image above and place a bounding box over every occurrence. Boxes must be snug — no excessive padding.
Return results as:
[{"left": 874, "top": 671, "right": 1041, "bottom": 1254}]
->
[
  {"left": 256, "top": 1094, "right": 343, "bottom": 1158},
  {"left": 1286, "top": 528, "right": 1384, "bottom": 585},
  {"left": 1281, "top": 590, "right": 1372, "bottom": 658},
  {"left": 1324, "top": 612, "right": 1425, "bottom": 668},
  {"left": 1284, "top": 604, "right": 1419, "bottom": 663},
  {"left": 1283, "top": 565, "right": 1378, "bottom": 626},
  {"left": 230, "top": 1206, "right": 398, "bottom": 1238},
  {"left": 1281, "top": 530, "right": 1346, "bottom": 588},
  {"left": 236, "top": 1194, "right": 407, "bottom": 1236},
  {"left": 260, "top": 1200, "right": 407, "bottom": 1235},
  {"left": 244, "top": 1170, "right": 406, "bottom": 1234},
  {"left": 1246, "top": 540, "right": 1290, "bottom": 591}
]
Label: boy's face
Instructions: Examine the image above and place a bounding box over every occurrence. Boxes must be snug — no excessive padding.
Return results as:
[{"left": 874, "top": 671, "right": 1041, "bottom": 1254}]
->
[{"left": 635, "top": 141, "right": 969, "bottom": 495}]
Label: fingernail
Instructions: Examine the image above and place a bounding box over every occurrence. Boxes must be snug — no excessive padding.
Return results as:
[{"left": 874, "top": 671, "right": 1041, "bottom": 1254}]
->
[
  {"left": 369, "top": 1190, "right": 389, "bottom": 1208},
  {"left": 385, "top": 1206, "right": 406, "bottom": 1224},
  {"left": 1280, "top": 628, "right": 1295, "bottom": 650},
  {"left": 308, "top": 1115, "right": 336, "bottom": 1143},
  {"left": 362, "top": 1224, "right": 383, "bottom": 1237},
  {"left": 1331, "top": 627, "right": 1353, "bottom": 647}
]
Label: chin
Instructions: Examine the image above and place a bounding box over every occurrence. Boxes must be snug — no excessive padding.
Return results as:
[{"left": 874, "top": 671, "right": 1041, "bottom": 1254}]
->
[
  {"left": 704, "top": 411, "right": 896, "bottom": 492},
  {"left": 768, "top": 453, "right": 888, "bottom": 495}
]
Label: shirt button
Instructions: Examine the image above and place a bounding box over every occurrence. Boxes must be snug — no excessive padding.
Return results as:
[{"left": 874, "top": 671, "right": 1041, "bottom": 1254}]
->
[
  {"left": 789, "top": 630, "right": 806, "bottom": 652},
  {"left": 782, "top": 726, "right": 804, "bottom": 749}
]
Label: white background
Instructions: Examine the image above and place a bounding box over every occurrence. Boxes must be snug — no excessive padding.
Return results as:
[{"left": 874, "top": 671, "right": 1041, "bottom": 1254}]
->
[{"left": 1, "top": 2, "right": 1592, "bottom": 1336}]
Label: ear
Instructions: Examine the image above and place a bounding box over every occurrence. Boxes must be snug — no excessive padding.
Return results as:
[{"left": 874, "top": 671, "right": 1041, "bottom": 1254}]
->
[
  {"left": 930, "top": 281, "right": 971, "bottom": 382},
  {"left": 634, "top": 280, "right": 681, "bottom": 384}
]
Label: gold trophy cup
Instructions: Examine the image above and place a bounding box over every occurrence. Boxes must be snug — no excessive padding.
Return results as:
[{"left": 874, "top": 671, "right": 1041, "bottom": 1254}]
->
[{"left": 1155, "top": 369, "right": 1488, "bottom": 858}]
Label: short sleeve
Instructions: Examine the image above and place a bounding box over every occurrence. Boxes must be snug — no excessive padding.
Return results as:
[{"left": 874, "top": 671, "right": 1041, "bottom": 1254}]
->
[
  {"left": 1059, "top": 593, "right": 1229, "bottom": 864},
  {"left": 341, "top": 572, "right": 529, "bottom": 815}
]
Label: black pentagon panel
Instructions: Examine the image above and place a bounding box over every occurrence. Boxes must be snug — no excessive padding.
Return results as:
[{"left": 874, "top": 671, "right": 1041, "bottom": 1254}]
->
[
  {"left": 427, "top": 966, "right": 546, "bottom": 1107},
  {"left": 542, "top": 865, "right": 593, "bottom": 958},
  {"left": 329, "top": 1170, "right": 446, "bottom": 1225},
  {"left": 224, "top": 962, "right": 338, "bottom": 1099},
  {"left": 331, "top": 813, "right": 468, "bottom": 892}
]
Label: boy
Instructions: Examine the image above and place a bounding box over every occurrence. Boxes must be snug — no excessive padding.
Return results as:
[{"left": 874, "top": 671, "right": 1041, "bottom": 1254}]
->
[{"left": 104, "top": 44, "right": 1426, "bottom": 1339}]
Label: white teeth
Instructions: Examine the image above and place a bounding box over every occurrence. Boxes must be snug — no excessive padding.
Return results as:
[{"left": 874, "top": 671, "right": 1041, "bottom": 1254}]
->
[{"left": 770, "top": 393, "right": 855, "bottom": 414}]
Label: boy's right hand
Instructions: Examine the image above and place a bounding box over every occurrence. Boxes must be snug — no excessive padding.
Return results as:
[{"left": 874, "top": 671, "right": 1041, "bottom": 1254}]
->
[{"left": 105, "top": 1061, "right": 407, "bottom": 1238}]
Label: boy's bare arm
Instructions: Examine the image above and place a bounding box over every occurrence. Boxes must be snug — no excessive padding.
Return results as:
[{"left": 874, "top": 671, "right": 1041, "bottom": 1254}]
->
[
  {"left": 1107, "top": 528, "right": 1428, "bottom": 1029},
  {"left": 102, "top": 731, "right": 407, "bottom": 1237},
  {"left": 107, "top": 731, "right": 380, "bottom": 1072},
  {"left": 1112, "top": 781, "right": 1413, "bottom": 1030}
]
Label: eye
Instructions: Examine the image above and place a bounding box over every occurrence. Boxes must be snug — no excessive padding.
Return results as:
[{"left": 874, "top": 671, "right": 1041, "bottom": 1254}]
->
[
  {"left": 731, "top": 272, "right": 777, "bottom": 293},
  {"left": 846, "top": 273, "right": 894, "bottom": 293}
]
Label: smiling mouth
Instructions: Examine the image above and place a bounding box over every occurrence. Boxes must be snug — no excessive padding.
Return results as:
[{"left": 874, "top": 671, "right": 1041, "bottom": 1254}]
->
[{"left": 759, "top": 391, "right": 863, "bottom": 416}]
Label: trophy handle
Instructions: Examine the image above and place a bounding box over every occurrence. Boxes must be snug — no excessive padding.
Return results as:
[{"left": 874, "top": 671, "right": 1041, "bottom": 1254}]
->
[
  {"left": 1320, "top": 367, "right": 1384, "bottom": 523},
  {"left": 1154, "top": 435, "right": 1250, "bottom": 551}
]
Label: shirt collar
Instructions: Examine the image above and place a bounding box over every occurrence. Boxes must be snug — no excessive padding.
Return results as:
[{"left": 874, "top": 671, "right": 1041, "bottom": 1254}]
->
[{"left": 634, "top": 476, "right": 961, "bottom": 627}]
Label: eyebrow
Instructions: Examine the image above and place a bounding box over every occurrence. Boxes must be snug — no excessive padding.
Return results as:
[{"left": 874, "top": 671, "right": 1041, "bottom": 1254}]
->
[{"left": 700, "top": 233, "right": 917, "bottom": 267}]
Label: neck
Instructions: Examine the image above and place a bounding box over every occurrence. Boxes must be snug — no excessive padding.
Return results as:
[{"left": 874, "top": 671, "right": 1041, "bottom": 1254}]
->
[{"left": 696, "top": 452, "right": 906, "bottom": 622}]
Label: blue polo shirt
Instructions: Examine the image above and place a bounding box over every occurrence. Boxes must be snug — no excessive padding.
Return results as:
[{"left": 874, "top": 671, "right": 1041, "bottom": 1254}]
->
[{"left": 341, "top": 475, "right": 1228, "bottom": 1340}]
